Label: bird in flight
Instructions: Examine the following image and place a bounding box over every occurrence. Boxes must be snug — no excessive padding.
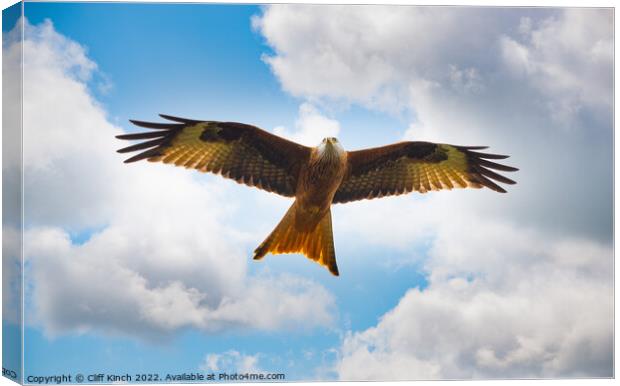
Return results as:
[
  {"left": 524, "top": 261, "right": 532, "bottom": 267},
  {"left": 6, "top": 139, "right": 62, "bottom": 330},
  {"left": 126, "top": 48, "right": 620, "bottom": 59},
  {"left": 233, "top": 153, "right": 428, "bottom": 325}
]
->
[{"left": 117, "top": 114, "right": 518, "bottom": 276}]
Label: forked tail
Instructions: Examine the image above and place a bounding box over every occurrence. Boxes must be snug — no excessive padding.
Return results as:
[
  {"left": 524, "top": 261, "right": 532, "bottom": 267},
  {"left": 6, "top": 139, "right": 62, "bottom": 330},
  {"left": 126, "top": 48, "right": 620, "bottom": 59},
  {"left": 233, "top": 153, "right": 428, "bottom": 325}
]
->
[{"left": 253, "top": 202, "right": 339, "bottom": 276}]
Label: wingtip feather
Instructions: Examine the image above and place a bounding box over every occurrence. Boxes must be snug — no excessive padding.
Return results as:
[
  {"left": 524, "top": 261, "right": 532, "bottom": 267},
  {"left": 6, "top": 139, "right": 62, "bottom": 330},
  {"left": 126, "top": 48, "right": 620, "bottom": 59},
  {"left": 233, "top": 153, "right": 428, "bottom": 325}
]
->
[
  {"left": 129, "top": 119, "right": 181, "bottom": 130},
  {"left": 159, "top": 114, "right": 204, "bottom": 124}
]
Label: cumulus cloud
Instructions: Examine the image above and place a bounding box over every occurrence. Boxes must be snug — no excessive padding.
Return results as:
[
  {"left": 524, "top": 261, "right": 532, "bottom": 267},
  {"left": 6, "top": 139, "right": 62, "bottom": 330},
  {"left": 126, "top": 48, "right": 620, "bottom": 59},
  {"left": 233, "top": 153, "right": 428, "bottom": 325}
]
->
[
  {"left": 273, "top": 103, "right": 340, "bottom": 147},
  {"left": 15, "top": 18, "right": 335, "bottom": 340},
  {"left": 2, "top": 17, "right": 23, "bottom": 173},
  {"left": 256, "top": 6, "right": 611, "bottom": 121},
  {"left": 3, "top": 17, "right": 23, "bottom": 326},
  {"left": 2, "top": 227, "right": 22, "bottom": 325},
  {"left": 25, "top": 226, "right": 335, "bottom": 338},
  {"left": 253, "top": 6, "right": 506, "bottom": 112},
  {"left": 500, "top": 10, "right": 613, "bottom": 123},
  {"left": 255, "top": 5, "right": 613, "bottom": 378},
  {"left": 337, "top": 209, "right": 613, "bottom": 379},
  {"left": 21, "top": 19, "right": 121, "bottom": 230},
  {"left": 258, "top": 6, "right": 613, "bottom": 241},
  {"left": 200, "top": 350, "right": 262, "bottom": 373}
]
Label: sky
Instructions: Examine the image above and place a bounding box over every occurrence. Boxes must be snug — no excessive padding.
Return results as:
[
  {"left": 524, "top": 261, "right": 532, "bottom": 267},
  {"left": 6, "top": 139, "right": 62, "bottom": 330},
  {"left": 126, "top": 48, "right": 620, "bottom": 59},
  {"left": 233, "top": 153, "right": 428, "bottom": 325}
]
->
[{"left": 1, "top": 2, "right": 614, "bottom": 382}]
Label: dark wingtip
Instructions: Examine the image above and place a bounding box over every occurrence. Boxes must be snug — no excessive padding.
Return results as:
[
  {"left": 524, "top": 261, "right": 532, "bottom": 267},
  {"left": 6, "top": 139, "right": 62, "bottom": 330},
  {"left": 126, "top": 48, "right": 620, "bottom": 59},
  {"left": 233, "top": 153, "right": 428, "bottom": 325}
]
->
[
  {"left": 129, "top": 119, "right": 181, "bottom": 130},
  {"left": 458, "top": 145, "right": 489, "bottom": 150},
  {"left": 159, "top": 113, "right": 186, "bottom": 121},
  {"left": 159, "top": 114, "right": 203, "bottom": 124},
  {"left": 329, "top": 264, "right": 340, "bottom": 276},
  {"left": 468, "top": 150, "right": 511, "bottom": 160},
  {"left": 487, "top": 183, "right": 507, "bottom": 193},
  {"left": 469, "top": 162, "right": 515, "bottom": 193},
  {"left": 253, "top": 247, "right": 266, "bottom": 260},
  {"left": 477, "top": 159, "right": 519, "bottom": 172},
  {"left": 458, "top": 145, "right": 518, "bottom": 193},
  {"left": 116, "top": 131, "right": 168, "bottom": 141}
]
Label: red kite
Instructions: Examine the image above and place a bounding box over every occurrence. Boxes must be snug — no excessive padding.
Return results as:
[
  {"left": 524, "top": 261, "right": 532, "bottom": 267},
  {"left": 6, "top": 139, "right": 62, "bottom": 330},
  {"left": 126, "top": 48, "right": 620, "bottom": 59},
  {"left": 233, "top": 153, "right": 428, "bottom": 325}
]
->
[{"left": 117, "top": 114, "right": 518, "bottom": 276}]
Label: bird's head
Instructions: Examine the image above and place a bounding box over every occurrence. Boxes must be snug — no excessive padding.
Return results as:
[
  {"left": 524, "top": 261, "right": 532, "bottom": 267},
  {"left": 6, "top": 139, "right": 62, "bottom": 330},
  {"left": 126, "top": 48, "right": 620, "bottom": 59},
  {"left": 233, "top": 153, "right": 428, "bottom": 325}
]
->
[
  {"left": 317, "top": 137, "right": 345, "bottom": 159},
  {"left": 316, "top": 137, "right": 345, "bottom": 159},
  {"left": 316, "top": 137, "right": 346, "bottom": 160}
]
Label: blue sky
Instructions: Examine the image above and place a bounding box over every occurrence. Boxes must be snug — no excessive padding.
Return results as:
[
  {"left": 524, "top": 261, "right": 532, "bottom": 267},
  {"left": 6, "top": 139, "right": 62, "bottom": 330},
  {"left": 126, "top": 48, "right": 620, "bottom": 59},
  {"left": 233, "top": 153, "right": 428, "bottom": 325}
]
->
[{"left": 3, "top": 3, "right": 613, "bottom": 382}]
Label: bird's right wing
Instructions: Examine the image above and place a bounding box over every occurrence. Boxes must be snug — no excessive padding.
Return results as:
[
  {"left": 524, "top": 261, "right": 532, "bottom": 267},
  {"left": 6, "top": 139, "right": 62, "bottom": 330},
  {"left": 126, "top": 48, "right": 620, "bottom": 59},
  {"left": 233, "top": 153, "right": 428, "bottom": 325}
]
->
[
  {"left": 334, "top": 141, "right": 518, "bottom": 203},
  {"left": 116, "top": 114, "right": 311, "bottom": 197}
]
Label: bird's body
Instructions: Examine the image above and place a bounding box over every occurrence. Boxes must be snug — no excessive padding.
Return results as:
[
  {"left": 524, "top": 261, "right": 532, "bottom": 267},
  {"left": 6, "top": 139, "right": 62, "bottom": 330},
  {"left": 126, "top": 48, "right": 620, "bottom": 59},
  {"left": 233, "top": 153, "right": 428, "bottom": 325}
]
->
[
  {"left": 253, "top": 138, "right": 348, "bottom": 274},
  {"left": 117, "top": 115, "right": 518, "bottom": 276},
  {"left": 297, "top": 139, "right": 348, "bottom": 222}
]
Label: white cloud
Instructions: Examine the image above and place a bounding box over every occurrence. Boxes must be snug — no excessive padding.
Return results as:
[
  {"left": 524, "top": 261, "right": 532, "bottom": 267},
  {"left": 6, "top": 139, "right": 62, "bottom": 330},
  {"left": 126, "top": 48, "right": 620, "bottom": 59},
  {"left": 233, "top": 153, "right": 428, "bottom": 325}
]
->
[
  {"left": 21, "top": 19, "right": 122, "bottom": 230},
  {"left": 336, "top": 208, "right": 613, "bottom": 379},
  {"left": 448, "top": 65, "right": 484, "bottom": 94},
  {"left": 253, "top": 6, "right": 501, "bottom": 113},
  {"left": 500, "top": 10, "right": 613, "bottom": 123},
  {"left": 2, "top": 227, "right": 21, "bottom": 325},
  {"left": 257, "top": 6, "right": 613, "bottom": 240},
  {"left": 255, "top": 5, "right": 613, "bottom": 379},
  {"left": 14, "top": 18, "right": 335, "bottom": 340},
  {"left": 273, "top": 103, "right": 340, "bottom": 147},
  {"left": 25, "top": 225, "right": 336, "bottom": 338},
  {"left": 2, "top": 17, "right": 24, "bottom": 326},
  {"left": 200, "top": 350, "right": 262, "bottom": 373},
  {"left": 256, "top": 7, "right": 611, "bottom": 123},
  {"left": 330, "top": 143, "right": 613, "bottom": 379},
  {"left": 2, "top": 16, "right": 23, "bottom": 172}
]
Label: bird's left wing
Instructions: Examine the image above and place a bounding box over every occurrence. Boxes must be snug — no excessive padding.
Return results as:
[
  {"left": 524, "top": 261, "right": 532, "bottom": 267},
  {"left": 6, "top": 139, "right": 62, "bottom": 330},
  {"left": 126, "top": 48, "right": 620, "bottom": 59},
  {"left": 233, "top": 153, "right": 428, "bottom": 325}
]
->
[
  {"left": 116, "top": 114, "right": 311, "bottom": 197},
  {"left": 333, "top": 141, "right": 518, "bottom": 203}
]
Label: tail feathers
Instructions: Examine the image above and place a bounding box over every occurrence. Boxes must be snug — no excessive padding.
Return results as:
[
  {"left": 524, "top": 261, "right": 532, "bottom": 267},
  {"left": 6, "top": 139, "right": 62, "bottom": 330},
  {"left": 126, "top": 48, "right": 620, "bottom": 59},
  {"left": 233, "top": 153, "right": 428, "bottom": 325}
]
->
[{"left": 253, "top": 203, "right": 339, "bottom": 276}]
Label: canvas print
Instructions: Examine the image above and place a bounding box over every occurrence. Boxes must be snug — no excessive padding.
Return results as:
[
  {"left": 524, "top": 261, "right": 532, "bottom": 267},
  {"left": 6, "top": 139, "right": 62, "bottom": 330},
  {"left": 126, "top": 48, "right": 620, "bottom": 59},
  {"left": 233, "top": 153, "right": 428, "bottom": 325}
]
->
[{"left": 2, "top": 1, "right": 614, "bottom": 383}]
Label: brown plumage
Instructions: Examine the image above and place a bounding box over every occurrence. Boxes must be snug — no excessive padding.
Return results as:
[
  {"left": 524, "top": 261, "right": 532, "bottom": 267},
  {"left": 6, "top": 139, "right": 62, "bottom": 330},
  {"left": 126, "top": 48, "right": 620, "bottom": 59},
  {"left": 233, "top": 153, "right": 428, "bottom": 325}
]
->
[{"left": 117, "top": 114, "right": 518, "bottom": 276}]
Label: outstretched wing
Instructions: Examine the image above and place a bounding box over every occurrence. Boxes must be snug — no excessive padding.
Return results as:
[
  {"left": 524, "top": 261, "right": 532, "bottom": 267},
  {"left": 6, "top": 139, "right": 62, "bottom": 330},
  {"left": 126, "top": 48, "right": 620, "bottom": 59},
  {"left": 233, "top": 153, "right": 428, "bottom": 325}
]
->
[
  {"left": 334, "top": 142, "right": 518, "bottom": 203},
  {"left": 116, "top": 114, "right": 311, "bottom": 197}
]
